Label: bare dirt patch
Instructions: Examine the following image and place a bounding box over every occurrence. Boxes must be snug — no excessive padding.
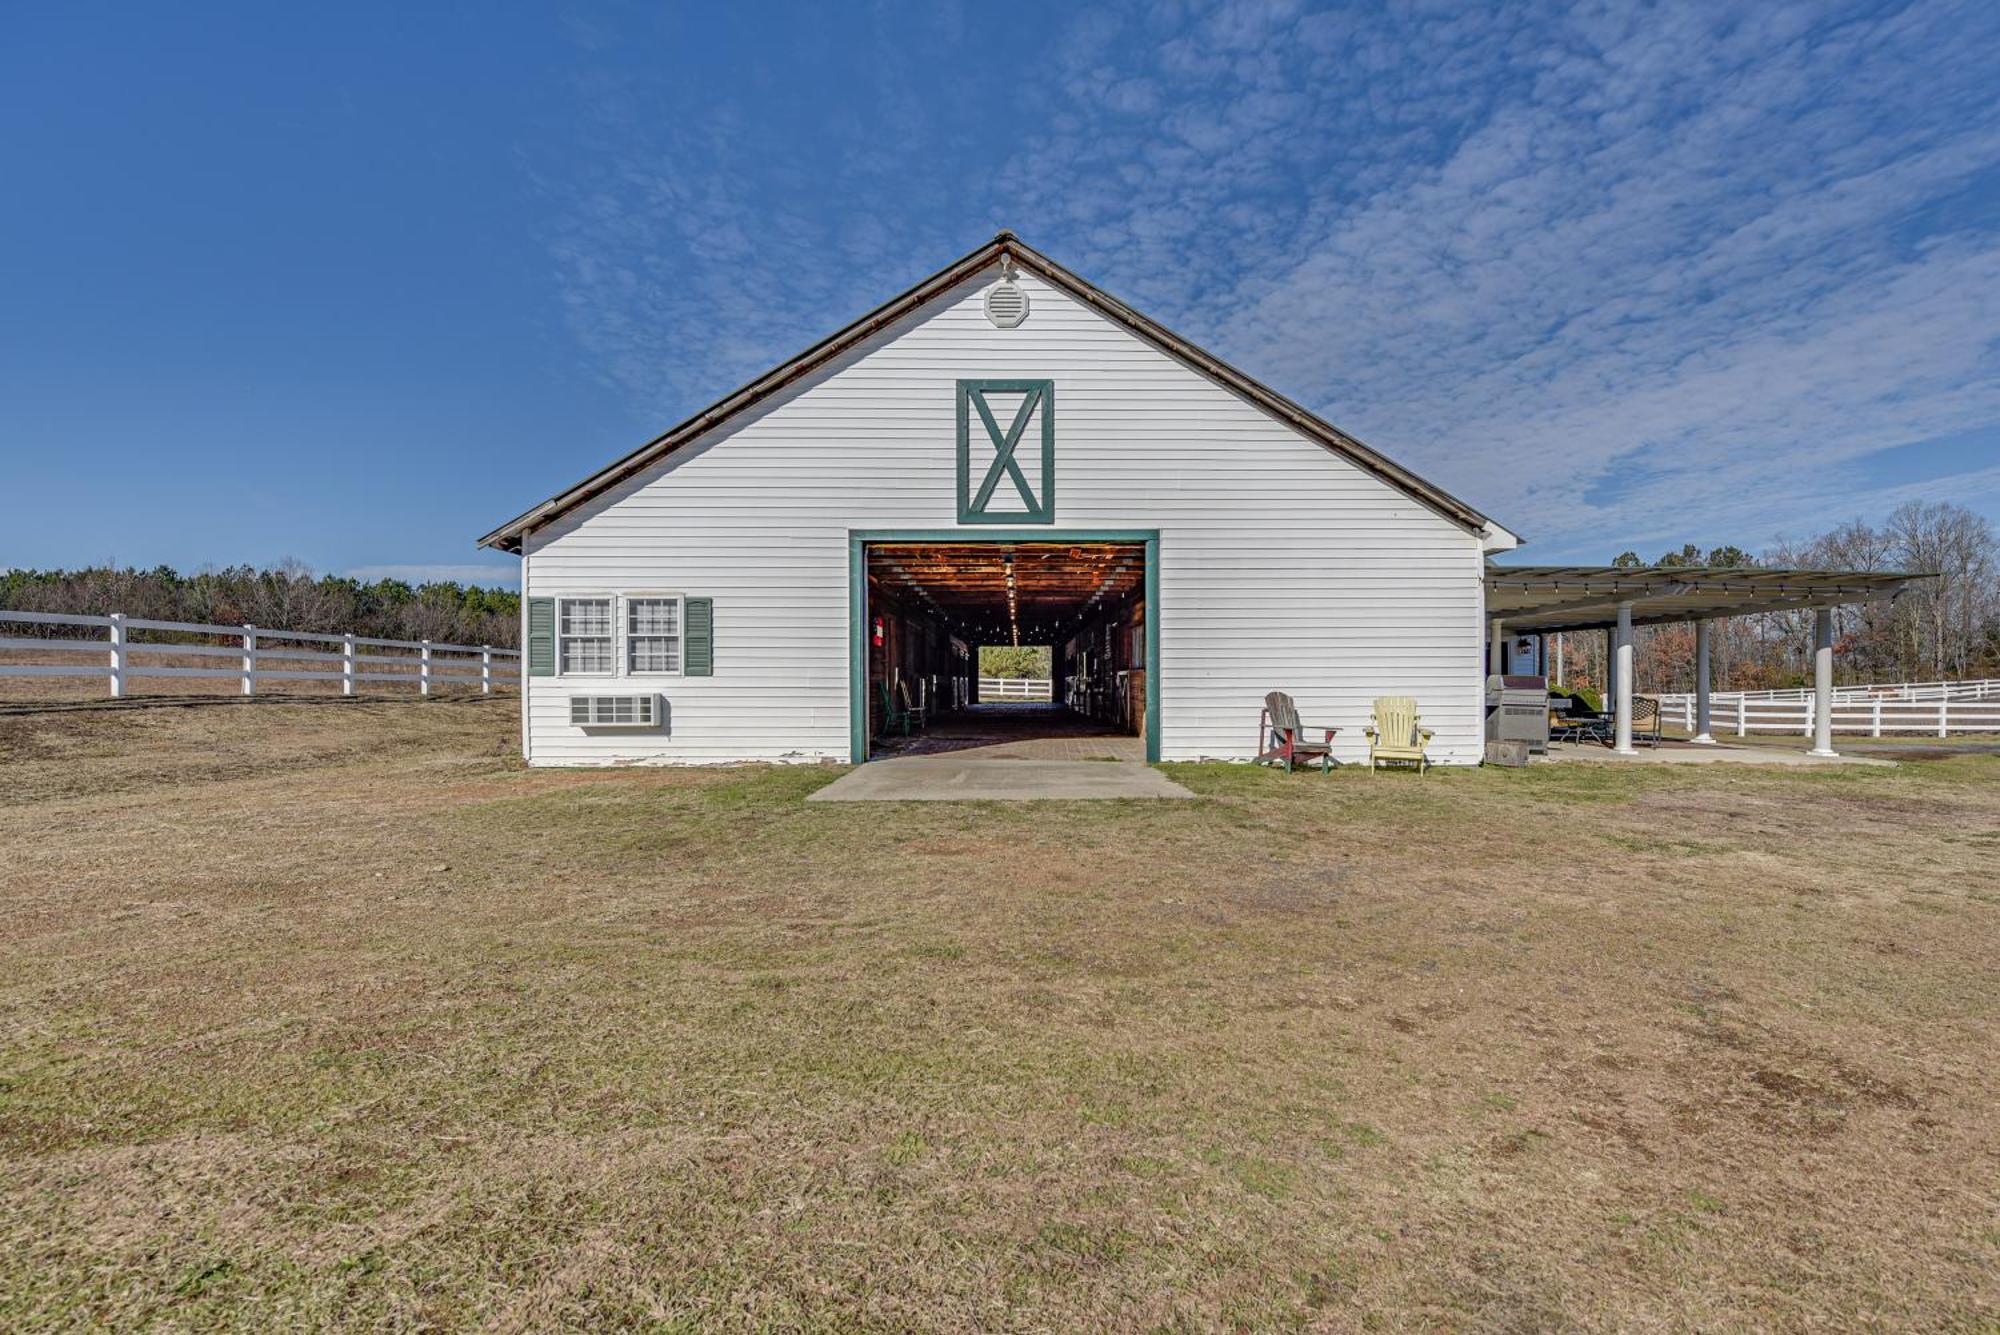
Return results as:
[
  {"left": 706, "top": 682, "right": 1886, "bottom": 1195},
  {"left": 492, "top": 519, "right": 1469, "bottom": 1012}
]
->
[{"left": 1, "top": 701, "right": 1995, "bottom": 1329}]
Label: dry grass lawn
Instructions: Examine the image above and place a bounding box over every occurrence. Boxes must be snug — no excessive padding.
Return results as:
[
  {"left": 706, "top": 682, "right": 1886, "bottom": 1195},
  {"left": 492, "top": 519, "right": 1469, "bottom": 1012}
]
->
[{"left": 1, "top": 699, "right": 1996, "bottom": 1331}]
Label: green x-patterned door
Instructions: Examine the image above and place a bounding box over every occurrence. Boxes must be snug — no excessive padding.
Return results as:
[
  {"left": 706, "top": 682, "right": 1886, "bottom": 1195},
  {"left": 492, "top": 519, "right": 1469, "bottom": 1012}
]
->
[{"left": 957, "top": 379, "right": 1054, "bottom": 524}]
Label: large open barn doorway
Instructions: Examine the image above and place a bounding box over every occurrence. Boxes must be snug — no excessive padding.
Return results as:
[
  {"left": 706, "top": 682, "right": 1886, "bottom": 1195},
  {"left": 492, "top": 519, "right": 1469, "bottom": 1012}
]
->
[{"left": 854, "top": 536, "right": 1156, "bottom": 763}]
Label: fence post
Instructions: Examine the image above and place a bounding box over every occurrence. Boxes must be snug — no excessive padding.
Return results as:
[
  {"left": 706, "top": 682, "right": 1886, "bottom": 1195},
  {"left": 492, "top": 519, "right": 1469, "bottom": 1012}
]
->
[
  {"left": 1938, "top": 700, "right": 1948, "bottom": 739},
  {"left": 481, "top": 645, "right": 492, "bottom": 695},
  {"left": 1802, "top": 696, "right": 1813, "bottom": 738},
  {"left": 241, "top": 625, "right": 257, "bottom": 697},
  {"left": 1736, "top": 697, "right": 1746, "bottom": 738},
  {"left": 420, "top": 640, "right": 432, "bottom": 697},
  {"left": 342, "top": 633, "right": 357, "bottom": 698},
  {"left": 107, "top": 612, "right": 126, "bottom": 699},
  {"left": 1871, "top": 699, "right": 1881, "bottom": 739}
]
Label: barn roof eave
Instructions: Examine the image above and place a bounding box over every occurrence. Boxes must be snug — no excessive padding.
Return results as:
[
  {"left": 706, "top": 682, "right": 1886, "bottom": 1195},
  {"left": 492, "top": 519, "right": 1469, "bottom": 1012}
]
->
[{"left": 477, "top": 231, "right": 1507, "bottom": 553}]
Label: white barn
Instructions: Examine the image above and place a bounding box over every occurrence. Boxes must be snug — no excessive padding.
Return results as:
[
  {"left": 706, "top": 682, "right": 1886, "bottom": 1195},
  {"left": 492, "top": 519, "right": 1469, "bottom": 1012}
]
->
[{"left": 479, "top": 233, "right": 1520, "bottom": 768}]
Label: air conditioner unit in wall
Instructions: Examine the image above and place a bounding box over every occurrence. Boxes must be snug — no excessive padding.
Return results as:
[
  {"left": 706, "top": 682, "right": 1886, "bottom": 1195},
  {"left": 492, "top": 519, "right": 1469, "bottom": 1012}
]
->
[{"left": 569, "top": 694, "right": 660, "bottom": 728}]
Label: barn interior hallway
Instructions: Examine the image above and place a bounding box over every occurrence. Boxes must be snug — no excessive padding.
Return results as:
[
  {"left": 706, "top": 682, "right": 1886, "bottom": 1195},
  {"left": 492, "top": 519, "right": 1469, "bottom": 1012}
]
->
[
  {"left": 863, "top": 541, "right": 1148, "bottom": 762},
  {"left": 874, "top": 702, "right": 1144, "bottom": 760}
]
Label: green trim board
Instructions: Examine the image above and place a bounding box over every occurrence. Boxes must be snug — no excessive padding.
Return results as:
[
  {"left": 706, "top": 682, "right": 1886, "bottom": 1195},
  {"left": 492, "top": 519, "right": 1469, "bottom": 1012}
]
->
[
  {"left": 848, "top": 529, "right": 1160, "bottom": 764},
  {"left": 956, "top": 380, "right": 1054, "bottom": 524},
  {"left": 849, "top": 538, "right": 868, "bottom": 762},
  {"left": 850, "top": 528, "right": 1159, "bottom": 543},
  {"left": 1144, "top": 537, "right": 1160, "bottom": 762}
]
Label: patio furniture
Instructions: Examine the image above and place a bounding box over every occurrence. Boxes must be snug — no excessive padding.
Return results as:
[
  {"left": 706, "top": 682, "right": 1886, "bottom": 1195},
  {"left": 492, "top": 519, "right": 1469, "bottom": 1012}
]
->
[
  {"left": 898, "top": 679, "right": 928, "bottom": 732},
  {"left": 1550, "top": 693, "right": 1612, "bottom": 745},
  {"left": 1365, "top": 696, "right": 1433, "bottom": 774},
  {"left": 1632, "top": 694, "right": 1662, "bottom": 747},
  {"left": 1256, "top": 691, "right": 1338, "bottom": 773},
  {"left": 877, "top": 681, "right": 912, "bottom": 737}
]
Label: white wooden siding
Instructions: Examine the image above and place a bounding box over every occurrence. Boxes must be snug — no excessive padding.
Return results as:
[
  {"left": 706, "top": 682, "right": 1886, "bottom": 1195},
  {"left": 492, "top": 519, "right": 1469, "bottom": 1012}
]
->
[{"left": 522, "top": 265, "right": 1489, "bottom": 765}]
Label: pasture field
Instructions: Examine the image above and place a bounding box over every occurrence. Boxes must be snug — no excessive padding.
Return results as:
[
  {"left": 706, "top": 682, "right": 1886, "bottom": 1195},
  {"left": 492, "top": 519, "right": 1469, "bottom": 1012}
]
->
[{"left": 1, "top": 699, "right": 1995, "bottom": 1330}]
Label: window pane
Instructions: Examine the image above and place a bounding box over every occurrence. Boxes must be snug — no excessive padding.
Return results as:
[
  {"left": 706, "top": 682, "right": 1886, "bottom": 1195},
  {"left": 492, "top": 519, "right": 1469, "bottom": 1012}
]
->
[
  {"left": 560, "top": 598, "right": 611, "bottom": 636},
  {"left": 562, "top": 637, "right": 611, "bottom": 673},
  {"left": 629, "top": 636, "right": 680, "bottom": 674},
  {"left": 628, "top": 598, "right": 679, "bottom": 636}
]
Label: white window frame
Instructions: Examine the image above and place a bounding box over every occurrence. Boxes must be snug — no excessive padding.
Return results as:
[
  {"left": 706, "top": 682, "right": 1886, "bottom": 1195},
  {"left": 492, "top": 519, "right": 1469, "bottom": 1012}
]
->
[
  {"left": 555, "top": 595, "right": 616, "bottom": 678},
  {"left": 622, "top": 592, "right": 687, "bottom": 678}
]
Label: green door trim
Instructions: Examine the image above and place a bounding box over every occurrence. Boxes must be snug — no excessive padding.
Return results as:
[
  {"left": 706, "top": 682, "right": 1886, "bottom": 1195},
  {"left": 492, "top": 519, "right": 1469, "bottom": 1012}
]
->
[
  {"left": 1144, "top": 536, "right": 1160, "bottom": 763},
  {"left": 848, "top": 528, "right": 1161, "bottom": 764}
]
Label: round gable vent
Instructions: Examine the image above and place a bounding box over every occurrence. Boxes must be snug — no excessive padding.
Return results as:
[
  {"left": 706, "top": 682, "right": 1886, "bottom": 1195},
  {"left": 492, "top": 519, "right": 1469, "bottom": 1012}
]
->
[{"left": 984, "top": 277, "right": 1029, "bottom": 329}]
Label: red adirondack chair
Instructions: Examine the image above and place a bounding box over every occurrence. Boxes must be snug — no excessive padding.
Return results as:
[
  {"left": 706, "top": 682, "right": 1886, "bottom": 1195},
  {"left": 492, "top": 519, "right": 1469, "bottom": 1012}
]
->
[{"left": 1256, "top": 691, "right": 1338, "bottom": 773}]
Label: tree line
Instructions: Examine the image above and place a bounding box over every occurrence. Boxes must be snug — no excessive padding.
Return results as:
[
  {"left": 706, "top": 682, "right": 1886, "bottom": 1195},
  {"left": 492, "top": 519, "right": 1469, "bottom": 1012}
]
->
[
  {"left": 1553, "top": 500, "right": 1998, "bottom": 696},
  {"left": 978, "top": 645, "right": 1053, "bottom": 678},
  {"left": 6, "top": 499, "right": 1992, "bottom": 687},
  {"left": 0, "top": 561, "right": 520, "bottom": 648}
]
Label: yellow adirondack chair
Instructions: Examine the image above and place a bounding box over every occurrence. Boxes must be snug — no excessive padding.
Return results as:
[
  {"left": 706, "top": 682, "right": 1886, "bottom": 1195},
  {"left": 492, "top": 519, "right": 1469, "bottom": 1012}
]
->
[{"left": 1365, "top": 696, "right": 1433, "bottom": 774}]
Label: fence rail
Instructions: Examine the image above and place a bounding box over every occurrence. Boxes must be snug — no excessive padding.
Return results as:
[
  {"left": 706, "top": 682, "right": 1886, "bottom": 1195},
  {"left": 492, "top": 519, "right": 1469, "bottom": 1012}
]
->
[
  {"left": 0, "top": 608, "right": 519, "bottom": 699},
  {"left": 1656, "top": 676, "right": 2000, "bottom": 707},
  {"left": 1659, "top": 693, "right": 2000, "bottom": 739},
  {"left": 977, "top": 676, "right": 1053, "bottom": 701},
  {"left": 1648, "top": 674, "right": 2000, "bottom": 737}
]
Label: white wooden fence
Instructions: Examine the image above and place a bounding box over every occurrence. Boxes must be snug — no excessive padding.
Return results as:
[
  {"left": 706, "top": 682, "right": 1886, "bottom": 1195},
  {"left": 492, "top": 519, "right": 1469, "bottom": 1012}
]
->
[
  {"left": 0, "top": 608, "right": 519, "bottom": 699},
  {"left": 977, "top": 676, "right": 1053, "bottom": 701},
  {"left": 1658, "top": 692, "right": 2000, "bottom": 739},
  {"left": 1658, "top": 676, "right": 2000, "bottom": 707}
]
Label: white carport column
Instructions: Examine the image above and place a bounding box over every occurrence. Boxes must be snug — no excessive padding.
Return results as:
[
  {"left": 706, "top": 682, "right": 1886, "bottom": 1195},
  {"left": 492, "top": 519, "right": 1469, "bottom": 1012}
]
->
[
  {"left": 1692, "top": 619, "right": 1715, "bottom": 744},
  {"left": 1808, "top": 606, "right": 1838, "bottom": 757},
  {"left": 1612, "top": 602, "right": 1636, "bottom": 755},
  {"left": 1488, "top": 618, "right": 1503, "bottom": 675}
]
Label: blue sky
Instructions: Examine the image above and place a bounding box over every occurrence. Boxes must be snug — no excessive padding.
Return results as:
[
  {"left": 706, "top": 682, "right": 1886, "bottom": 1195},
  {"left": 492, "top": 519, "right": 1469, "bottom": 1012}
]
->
[{"left": 4, "top": 1, "right": 1997, "bottom": 584}]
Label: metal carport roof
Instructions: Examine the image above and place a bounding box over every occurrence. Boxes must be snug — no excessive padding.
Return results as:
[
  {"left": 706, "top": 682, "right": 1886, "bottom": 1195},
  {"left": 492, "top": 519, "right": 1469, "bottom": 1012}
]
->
[{"left": 1485, "top": 565, "right": 1929, "bottom": 633}]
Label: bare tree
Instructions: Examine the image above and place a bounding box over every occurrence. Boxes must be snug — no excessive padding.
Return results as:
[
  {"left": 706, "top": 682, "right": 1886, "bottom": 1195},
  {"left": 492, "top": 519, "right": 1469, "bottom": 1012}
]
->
[{"left": 1613, "top": 506, "right": 1998, "bottom": 691}]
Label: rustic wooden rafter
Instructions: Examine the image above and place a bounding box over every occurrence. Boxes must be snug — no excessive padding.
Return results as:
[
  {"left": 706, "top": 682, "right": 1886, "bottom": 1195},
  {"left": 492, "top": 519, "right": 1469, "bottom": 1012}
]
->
[{"left": 866, "top": 541, "right": 1144, "bottom": 640}]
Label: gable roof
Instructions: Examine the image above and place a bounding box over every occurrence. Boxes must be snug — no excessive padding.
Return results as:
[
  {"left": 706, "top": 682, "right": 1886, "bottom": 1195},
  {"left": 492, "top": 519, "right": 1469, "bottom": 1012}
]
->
[{"left": 478, "top": 231, "right": 1509, "bottom": 552}]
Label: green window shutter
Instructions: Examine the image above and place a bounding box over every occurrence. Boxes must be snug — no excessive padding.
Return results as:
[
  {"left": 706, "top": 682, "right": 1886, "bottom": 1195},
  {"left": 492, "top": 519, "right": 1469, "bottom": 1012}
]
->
[
  {"left": 684, "top": 597, "right": 713, "bottom": 676},
  {"left": 526, "top": 597, "right": 556, "bottom": 677}
]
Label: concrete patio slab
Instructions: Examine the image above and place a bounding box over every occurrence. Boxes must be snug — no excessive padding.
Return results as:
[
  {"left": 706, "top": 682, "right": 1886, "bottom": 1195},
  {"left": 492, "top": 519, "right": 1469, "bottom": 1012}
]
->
[{"left": 809, "top": 754, "right": 1194, "bottom": 801}]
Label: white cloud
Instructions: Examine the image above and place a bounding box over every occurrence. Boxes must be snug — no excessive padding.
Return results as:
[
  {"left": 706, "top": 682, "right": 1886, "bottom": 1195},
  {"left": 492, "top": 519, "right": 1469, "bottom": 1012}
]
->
[{"left": 543, "top": 0, "right": 2000, "bottom": 560}]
